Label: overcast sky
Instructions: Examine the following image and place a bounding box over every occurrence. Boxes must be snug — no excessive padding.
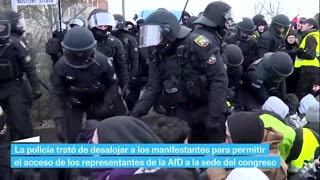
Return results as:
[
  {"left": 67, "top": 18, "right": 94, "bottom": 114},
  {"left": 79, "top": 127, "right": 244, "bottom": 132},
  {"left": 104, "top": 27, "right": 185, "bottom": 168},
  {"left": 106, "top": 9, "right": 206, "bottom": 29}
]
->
[{"left": 108, "top": 0, "right": 319, "bottom": 23}]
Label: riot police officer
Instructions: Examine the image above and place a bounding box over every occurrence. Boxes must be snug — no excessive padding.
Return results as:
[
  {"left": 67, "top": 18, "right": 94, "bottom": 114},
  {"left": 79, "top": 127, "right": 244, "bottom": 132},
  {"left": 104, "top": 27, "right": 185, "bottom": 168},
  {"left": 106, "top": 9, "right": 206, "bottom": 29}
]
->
[
  {"left": 224, "top": 44, "right": 244, "bottom": 113},
  {"left": 131, "top": 5, "right": 229, "bottom": 144},
  {"left": 224, "top": 44, "right": 244, "bottom": 91},
  {"left": 251, "top": 14, "right": 268, "bottom": 39},
  {"left": 45, "top": 22, "right": 68, "bottom": 66},
  {"left": 50, "top": 27, "right": 118, "bottom": 143},
  {"left": 241, "top": 52, "right": 294, "bottom": 110},
  {"left": 112, "top": 14, "right": 140, "bottom": 111},
  {"left": 225, "top": 17, "right": 257, "bottom": 72},
  {"left": 5, "top": 10, "right": 35, "bottom": 121},
  {"left": 0, "top": 12, "right": 41, "bottom": 141},
  {"left": 191, "top": 1, "right": 232, "bottom": 143},
  {"left": 68, "top": 17, "right": 85, "bottom": 29},
  {"left": 257, "top": 14, "right": 291, "bottom": 58},
  {"left": 88, "top": 9, "right": 129, "bottom": 108}
]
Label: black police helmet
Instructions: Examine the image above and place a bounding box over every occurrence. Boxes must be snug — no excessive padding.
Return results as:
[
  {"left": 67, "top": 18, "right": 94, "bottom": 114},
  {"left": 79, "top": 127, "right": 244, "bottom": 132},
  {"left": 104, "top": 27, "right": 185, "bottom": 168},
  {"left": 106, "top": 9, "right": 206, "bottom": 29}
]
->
[
  {"left": 272, "top": 14, "right": 290, "bottom": 26},
  {"left": 252, "top": 14, "right": 265, "bottom": 25},
  {"left": 0, "top": 12, "right": 11, "bottom": 39},
  {"left": 263, "top": 52, "right": 293, "bottom": 80},
  {"left": 88, "top": 8, "right": 108, "bottom": 20},
  {"left": 194, "top": 1, "right": 231, "bottom": 27},
  {"left": 236, "top": 17, "right": 255, "bottom": 32},
  {"left": 271, "top": 14, "right": 290, "bottom": 38},
  {"left": 225, "top": 44, "right": 244, "bottom": 66},
  {"left": 61, "top": 26, "right": 96, "bottom": 51},
  {"left": 5, "top": 10, "right": 25, "bottom": 35},
  {"left": 143, "top": 9, "right": 191, "bottom": 40},
  {"left": 185, "top": 16, "right": 199, "bottom": 29},
  {"left": 113, "top": 14, "right": 126, "bottom": 30}
]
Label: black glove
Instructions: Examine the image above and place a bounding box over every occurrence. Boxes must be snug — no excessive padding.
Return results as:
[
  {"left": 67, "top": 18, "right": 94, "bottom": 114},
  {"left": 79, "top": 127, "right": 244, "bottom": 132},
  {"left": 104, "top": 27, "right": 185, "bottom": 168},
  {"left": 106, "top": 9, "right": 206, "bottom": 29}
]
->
[
  {"left": 33, "top": 91, "right": 42, "bottom": 100},
  {"left": 296, "top": 48, "right": 305, "bottom": 55}
]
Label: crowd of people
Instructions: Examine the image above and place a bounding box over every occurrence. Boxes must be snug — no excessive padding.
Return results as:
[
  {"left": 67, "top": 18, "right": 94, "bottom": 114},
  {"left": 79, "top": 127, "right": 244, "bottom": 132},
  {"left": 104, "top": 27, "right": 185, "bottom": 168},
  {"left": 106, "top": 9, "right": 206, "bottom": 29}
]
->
[{"left": 0, "top": 1, "right": 319, "bottom": 180}]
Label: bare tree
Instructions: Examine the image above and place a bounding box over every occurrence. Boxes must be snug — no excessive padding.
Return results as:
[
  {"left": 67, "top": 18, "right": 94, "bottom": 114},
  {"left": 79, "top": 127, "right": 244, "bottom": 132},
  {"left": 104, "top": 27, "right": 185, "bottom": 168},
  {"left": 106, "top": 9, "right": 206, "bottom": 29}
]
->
[
  {"left": 253, "top": 0, "right": 287, "bottom": 20},
  {"left": 16, "top": 0, "right": 97, "bottom": 124},
  {"left": 0, "top": 0, "right": 12, "bottom": 10},
  {"left": 18, "top": 0, "right": 97, "bottom": 28}
]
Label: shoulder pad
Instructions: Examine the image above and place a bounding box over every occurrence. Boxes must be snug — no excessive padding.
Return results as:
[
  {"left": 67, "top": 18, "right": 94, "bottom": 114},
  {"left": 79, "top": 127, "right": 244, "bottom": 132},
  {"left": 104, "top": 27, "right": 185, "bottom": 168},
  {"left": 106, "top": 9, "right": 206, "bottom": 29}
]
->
[{"left": 193, "top": 35, "right": 209, "bottom": 47}]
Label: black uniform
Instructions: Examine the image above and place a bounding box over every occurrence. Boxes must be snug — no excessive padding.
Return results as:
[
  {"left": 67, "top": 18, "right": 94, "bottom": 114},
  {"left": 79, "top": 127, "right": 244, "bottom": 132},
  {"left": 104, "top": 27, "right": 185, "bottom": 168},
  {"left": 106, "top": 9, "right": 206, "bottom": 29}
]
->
[
  {"left": 113, "top": 14, "right": 140, "bottom": 111},
  {"left": 257, "top": 14, "right": 291, "bottom": 58},
  {"left": 132, "top": 6, "right": 229, "bottom": 143},
  {"left": 45, "top": 23, "right": 67, "bottom": 66},
  {"left": 0, "top": 38, "right": 41, "bottom": 141},
  {"left": 50, "top": 51, "right": 117, "bottom": 143},
  {"left": 224, "top": 18, "right": 257, "bottom": 72},
  {"left": 50, "top": 27, "right": 119, "bottom": 143},
  {"left": 96, "top": 34, "right": 129, "bottom": 89},
  {"left": 241, "top": 52, "right": 293, "bottom": 110}
]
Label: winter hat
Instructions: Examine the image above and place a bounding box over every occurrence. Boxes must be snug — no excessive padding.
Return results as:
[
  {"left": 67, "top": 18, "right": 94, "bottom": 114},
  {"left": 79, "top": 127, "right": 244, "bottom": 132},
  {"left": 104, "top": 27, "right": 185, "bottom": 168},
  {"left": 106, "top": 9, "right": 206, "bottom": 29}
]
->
[
  {"left": 262, "top": 96, "right": 289, "bottom": 120},
  {"left": 299, "top": 94, "right": 318, "bottom": 114},
  {"left": 96, "top": 116, "right": 162, "bottom": 143},
  {"left": 226, "top": 168, "right": 269, "bottom": 180},
  {"left": 226, "top": 112, "right": 265, "bottom": 143},
  {"left": 305, "top": 103, "right": 320, "bottom": 123}
]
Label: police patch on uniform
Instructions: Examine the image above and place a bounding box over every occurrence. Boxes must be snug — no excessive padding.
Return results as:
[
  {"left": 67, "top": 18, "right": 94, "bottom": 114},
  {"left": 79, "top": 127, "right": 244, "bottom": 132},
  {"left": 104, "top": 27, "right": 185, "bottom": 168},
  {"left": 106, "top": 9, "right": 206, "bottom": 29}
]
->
[
  {"left": 25, "top": 55, "right": 31, "bottom": 62},
  {"left": 194, "top": 35, "right": 209, "bottom": 47},
  {"left": 207, "top": 55, "right": 216, "bottom": 64}
]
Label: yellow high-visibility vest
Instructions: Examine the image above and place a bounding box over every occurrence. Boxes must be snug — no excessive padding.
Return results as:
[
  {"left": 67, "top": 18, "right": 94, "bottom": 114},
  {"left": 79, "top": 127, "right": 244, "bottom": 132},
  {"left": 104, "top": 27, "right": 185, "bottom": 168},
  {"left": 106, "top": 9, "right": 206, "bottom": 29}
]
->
[
  {"left": 294, "top": 31, "right": 320, "bottom": 68},
  {"left": 288, "top": 128, "right": 319, "bottom": 173}
]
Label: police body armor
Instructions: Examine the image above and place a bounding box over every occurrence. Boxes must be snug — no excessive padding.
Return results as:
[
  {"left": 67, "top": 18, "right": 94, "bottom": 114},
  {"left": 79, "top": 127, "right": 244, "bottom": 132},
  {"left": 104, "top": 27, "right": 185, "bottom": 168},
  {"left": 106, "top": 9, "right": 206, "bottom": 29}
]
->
[
  {"left": 246, "top": 58, "right": 283, "bottom": 96},
  {"left": 0, "top": 40, "right": 22, "bottom": 82},
  {"left": 61, "top": 61, "right": 106, "bottom": 107},
  {"left": 97, "top": 36, "right": 116, "bottom": 62},
  {"left": 156, "top": 44, "right": 208, "bottom": 107}
]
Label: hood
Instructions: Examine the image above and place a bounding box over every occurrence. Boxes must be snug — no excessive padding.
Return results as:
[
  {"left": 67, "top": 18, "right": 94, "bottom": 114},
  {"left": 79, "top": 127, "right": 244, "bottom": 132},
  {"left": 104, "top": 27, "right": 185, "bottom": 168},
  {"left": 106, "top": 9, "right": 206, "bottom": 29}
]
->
[
  {"left": 303, "top": 103, "right": 320, "bottom": 132},
  {"left": 92, "top": 116, "right": 163, "bottom": 180},
  {"left": 96, "top": 116, "right": 162, "bottom": 143},
  {"left": 299, "top": 94, "right": 318, "bottom": 114},
  {"left": 226, "top": 168, "right": 269, "bottom": 180},
  {"left": 262, "top": 127, "right": 283, "bottom": 153},
  {"left": 261, "top": 127, "right": 288, "bottom": 180},
  {"left": 262, "top": 96, "right": 289, "bottom": 120}
]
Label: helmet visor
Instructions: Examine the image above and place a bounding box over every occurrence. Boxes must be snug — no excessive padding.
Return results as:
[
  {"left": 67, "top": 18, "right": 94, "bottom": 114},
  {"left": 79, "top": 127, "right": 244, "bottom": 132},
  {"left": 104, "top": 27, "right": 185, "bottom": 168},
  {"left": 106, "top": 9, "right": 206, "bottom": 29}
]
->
[
  {"left": 139, "top": 25, "right": 163, "bottom": 48},
  {"left": 64, "top": 49, "right": 95, "bottom": 69},
  {"left": 274, "top": 24, "right": 290, "bottom": 38},
  {"left": 0, "top": 21, "right": 10, "bottom": 38},
  {"left": 224, "top": 9, "right": 235, "bottom": 27},
  {"left": 51, "top": 23, "right": 67, "bottom": 32},
  {"left": 69, "top": 18, "right": 85, "bottom": 27},
  {"left": 88, "top": 12, "right": 115, "bottom": 29}
]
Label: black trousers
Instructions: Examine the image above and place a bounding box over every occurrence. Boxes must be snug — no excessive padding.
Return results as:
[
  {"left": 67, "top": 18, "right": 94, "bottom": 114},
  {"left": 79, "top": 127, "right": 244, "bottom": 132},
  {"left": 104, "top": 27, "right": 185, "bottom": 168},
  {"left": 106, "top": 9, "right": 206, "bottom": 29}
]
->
[
  {"left": 0, "top": 80, "right": 34, "bottom": 141},
  {"left": 295, "top": 67, "right": 320, "bottom": 100}
]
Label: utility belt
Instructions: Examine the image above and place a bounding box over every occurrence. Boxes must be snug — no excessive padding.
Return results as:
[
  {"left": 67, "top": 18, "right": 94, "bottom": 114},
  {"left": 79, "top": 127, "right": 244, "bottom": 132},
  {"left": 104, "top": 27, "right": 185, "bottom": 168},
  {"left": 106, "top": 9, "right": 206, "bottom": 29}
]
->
[
  {"left": 67, "top": 82, "right": 106, "bottom": 104},
  {"left": 162, "top": 74, "right": 208, "bottom": 104}
]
